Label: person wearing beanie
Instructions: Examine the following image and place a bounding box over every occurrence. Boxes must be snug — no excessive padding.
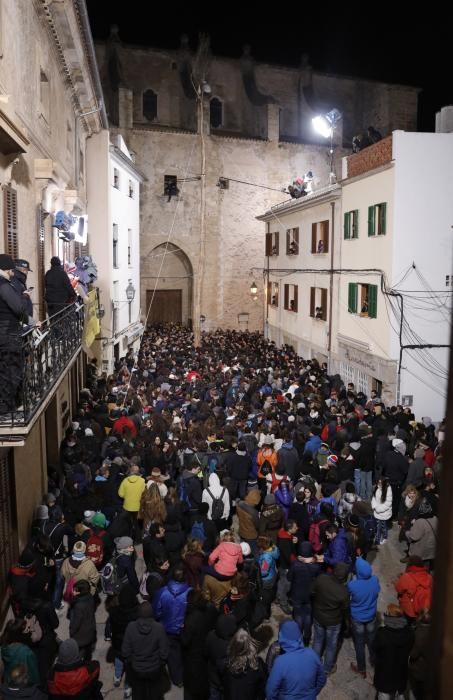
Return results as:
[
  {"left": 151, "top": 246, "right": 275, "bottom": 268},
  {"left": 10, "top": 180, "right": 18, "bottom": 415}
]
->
[
  {"left": 61, "top": 541, "right": 99, "bottom": 597},
  {"left": 348, "top": 558, "right": 381, "bottom": 678},
  {"left": 44, "top": 256, "right": 76, "bottom": 319},
  {"left": 266, "top": 620, "right": 326, "bottom": 700},
  {"left": 259, "top": 493, "right": 284, "bottom": 545},
  {"left": 0, "top": 253, "right": 30, "bottom": 416},
  {"left": 288, "top": 542, "right": 322, "bottom": 646},
  {"left": 311, "top": 562, "right": 350, "bottom": 674},
  {"left": 224, "top": 440, "right": 252, "bottom": 501},
  {"left": 114, "top": 536, "right": 140, "bottom": 593},
  {"left": 381, "top": 439, "right": 409, "bottom": 520},
  {"left": 48, "top": 638, "right": 102, "bottom": 699}
]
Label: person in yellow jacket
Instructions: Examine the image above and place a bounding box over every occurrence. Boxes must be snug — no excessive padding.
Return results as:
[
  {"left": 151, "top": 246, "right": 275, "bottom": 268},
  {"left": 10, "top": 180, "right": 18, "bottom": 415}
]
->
[{"left": 118, "top": 464, "right": 146, "bottom": 514}]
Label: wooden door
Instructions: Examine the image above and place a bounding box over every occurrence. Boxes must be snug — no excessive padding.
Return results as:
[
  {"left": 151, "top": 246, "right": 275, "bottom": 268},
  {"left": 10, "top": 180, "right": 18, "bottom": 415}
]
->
[{"left": 147, "top": 289, "right": 182, "bottom": 325}]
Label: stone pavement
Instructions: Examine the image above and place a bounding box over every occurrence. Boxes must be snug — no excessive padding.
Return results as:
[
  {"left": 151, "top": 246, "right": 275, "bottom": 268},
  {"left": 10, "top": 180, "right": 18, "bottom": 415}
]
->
[{"left": 55, "top": 524, "right": 404, "bottom": 700}]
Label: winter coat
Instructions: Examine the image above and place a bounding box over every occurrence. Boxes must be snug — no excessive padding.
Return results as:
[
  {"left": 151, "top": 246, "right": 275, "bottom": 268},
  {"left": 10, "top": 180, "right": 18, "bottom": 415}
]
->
[
  {"left": 259, "top": 504, "right": 284, "bottom": 543},
  {"left": 311, "top": 565, "right": 349, "bottom": 627},
  {"left": 371, "top": 485, "right": 393, "bottom": 521},
  {"left": 382, "top": 451, "right": 409, "bottom": 485},
  {"left": 373, "top": 616, "right": 414, "bottom": 693},
  {"left": 202, "top": 574, "right": 232, "bottom": 608},
  {"left": 183, "top": 552, "right": 204, "bottom": 590},
  {"left": 258, "top": 546, "right": 279, "bottom": 584},
  {"left": 338, "top": 492, "right": 361, "bottom": 521},
  {"left": 225, "top": 451, "right": 252, "bottom": 481},
  {"left": 323, "top": 529, "right": 351, "bottom": 568},
  {"left": 153, "top": 578, "right": 191, "bottom": 634},
  {"left": 274, "top": 483, "right": 293, "bottom": 522},
  {"left": 109, "top": 585, "right": 140, "bottom": 656},
  {"left": 266, "top": 625, "right": 326, "bottom": 700},
  {"left": 163, "top": 521, "right": 186, "bottom": 565},
  {"left": 276, "top": 528, "right": 297, "bottom": 570},
  {"left": 408, "top": 621, "right": 431, "bottom": 681},
  {"left": 181, "top": 470, "right": 203, "bottom": 510},
  {"left": 206, "top": 615, "right": 238, "bottom": 689},
  {"left": 347, "top": 558, "right": 380, "bottom": 622},
  {"left": 355, "top": 434, "right": 376, "bottom": 472},
  {"left": 209, "top": 541, "right": 243, "bottom": 577},
  {"left": 1, "top": 644, "right": 39, "bottom": 687},
  {"left": 44, "top": 263, "right": 76, "bottom": 305},
  {"left": 277, "top": 442, "right": 300, "bottom": 482},
  {"left": 394, "top": 565, "right": 433, "bottom": 618},
  {"left": 304, "top": 435, "right": 321, "bottom": 456},
  {"left": 405, "top": 457, "right": 426, "bottom": 487},
  {"left": 181, "top": 604, "right": 217, "bottom": 696},
  {"left": 61, "top": 557, "right": 99, "bottom": 596},
  {"left": 288, "top": 559, "right": 322, "bottom": 605},
  {"left": 69, "top": 593, "right": 96, "bottom": 649},
  {"left": 47, "top": 658, "right": 100, "bottom": 700},
  {"left": 202, "top": 472, "right": 230, "bottom": 520},
  {"left": 0, "top": 685, "right": 46, "bottom": 700},
  {"left": 406, "top": 516, "right": 437, "bottom": 561},
  {"left": 287, "top": 501, "right": 310, "bottom": 538},
  {"left": 116, "top": 553, "right": 140, "bottom": 593},
  {"left": 142, "top": 534, "right": 168, "bottom": 570},
  {"left": 121, "top": 617, "right": 169, "bottom": 674},
  {"left": 237, "top": 490, "right": 261, "bottom": 540},
  {"left": 117, "top": 474, "right": 145, "bottom": 512},
  {"left": 223, "top": 658, "right": 267, "bottom": 700}
]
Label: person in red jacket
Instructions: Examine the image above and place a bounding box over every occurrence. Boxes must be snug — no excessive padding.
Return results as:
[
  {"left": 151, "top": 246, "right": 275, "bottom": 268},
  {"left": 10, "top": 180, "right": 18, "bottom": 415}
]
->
[
  {"left": 394, "top": 556, "right": 433, "bottom": 619},
  {"left": 48, "top": 638, "right": 102, "bottom": 699}
]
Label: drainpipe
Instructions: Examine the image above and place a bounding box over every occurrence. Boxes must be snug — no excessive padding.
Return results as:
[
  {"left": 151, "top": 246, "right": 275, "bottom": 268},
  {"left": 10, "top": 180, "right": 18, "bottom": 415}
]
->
[
  {"left": 327, "top": 200, "right": 335, "bottom": 372},
  {"left": 193, "top": 90, "right": 207, "bottom": 347}
]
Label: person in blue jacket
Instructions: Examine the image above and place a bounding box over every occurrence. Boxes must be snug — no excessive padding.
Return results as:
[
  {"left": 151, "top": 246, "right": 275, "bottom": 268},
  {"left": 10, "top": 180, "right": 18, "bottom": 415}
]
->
[
  {"left": 323, "top": 525, "right": 351, "bottom": 568},
  {"left": 347, "top": 557, "right": 380, "bottom": 678},
  {"left": 257, "top": 536, "right": 280, "bottom": 618},
  {"left": 153, "top": 566, "right": 191, "bottom": 687},
  {"left": 303, "top": 428, "right": 322, "bottom": 457},
  {"left": 266, "top": 620, "right": 326, "bottom": 700}
]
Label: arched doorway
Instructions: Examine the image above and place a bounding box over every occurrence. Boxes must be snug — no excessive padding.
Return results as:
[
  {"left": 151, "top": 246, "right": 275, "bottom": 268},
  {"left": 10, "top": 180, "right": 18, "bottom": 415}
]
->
[{"left": 143, "top": 243, "right": 193, "bottom": 326}]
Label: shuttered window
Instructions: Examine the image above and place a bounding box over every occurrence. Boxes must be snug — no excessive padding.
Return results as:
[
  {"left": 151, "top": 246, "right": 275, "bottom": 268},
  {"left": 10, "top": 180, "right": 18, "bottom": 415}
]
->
[
  {"left": 344, "top": 212, "right": 351, "bottom": 240},
  {"left": 310, "top": 287, "right": 316, "bottom": 317},
  {"left": 368, "top": 205, "right": 376, "bottom": 236},
  {"left": 348, "top": 283, "right": 358, "bottom": 313},
  {"left": 344, "top": 210, "right": 359, "bottom": 239},
  {"left": 3, "top": 185, "right": 18, "bottom": 258},
  {"left": 321, "top": 288, "right": 328, "bottom": 320},
  {"left": 368, "top": 203, "right": 386, "bottom": 236},
  {"left": 265, "top": 233, "right": 272, "bottom": 256},
  {"left": 368, "top": 284, "right": 378, "bottom": 318},
  {"left": 37, "top": 205, "right": 46, "bottom": 320}
]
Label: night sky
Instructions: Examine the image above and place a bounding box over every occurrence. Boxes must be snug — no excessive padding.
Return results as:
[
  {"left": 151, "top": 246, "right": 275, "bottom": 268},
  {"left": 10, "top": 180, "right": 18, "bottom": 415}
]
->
[{"left": 86, "top": 2, "right": 451, "bottom": 132}]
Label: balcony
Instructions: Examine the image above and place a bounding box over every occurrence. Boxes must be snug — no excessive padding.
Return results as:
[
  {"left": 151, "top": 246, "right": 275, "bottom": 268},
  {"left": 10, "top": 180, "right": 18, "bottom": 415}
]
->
[
  {"left": 344, "top": 135, "right": 393, "bottom": 179},
  {"left": 0, "top": 303, "right": 84, "bottom": 433}
]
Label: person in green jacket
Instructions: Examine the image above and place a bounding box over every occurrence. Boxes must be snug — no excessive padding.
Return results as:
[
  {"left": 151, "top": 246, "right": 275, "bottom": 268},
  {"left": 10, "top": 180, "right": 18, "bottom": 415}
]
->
[{"left": 0, "top": 618, "right": 40, "bottom": 686}]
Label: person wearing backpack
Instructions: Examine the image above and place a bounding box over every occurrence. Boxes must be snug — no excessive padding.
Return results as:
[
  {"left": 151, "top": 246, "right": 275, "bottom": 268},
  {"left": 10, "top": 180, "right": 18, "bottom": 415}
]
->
[
  {"left": 190, "top": 502, "right": 217, "bottom": 552},
  {"left": 178, "top": 463, "right": 203, "bottom": 518},
  {"left": 115, "top": 537, "right": 140, "bottom": 594},
  {"left": 394, "top": 556, "right": 433, "bottom": 620},
  {"left": 61, "top": 541, "right": 99, "bottom": 602},
  {"left": 224, "top": 441, "right": 252, "bottom": 502},
  {"left": 69, "top": 580, "right": 96, "bottom": 661},
  {"left": 202, "top": 472, "right": 230, "bottom": 530},
  {"left": 207, "top": 531, "right": 243, "bottom": 580},
  {"left": 308, "top": 503, "right": 334, "bottom": 555}
]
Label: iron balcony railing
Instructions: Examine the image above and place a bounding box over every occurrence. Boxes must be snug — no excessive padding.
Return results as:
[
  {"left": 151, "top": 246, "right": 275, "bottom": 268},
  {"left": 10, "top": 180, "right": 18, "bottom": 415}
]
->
[{"left": 0, "top": 303, "right": 84, "bottom": 429}]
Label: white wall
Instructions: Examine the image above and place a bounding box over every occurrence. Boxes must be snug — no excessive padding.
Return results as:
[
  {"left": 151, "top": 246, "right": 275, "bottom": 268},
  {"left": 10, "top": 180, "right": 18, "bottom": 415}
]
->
[{"left": 391, "top": 131, "right": 453, "bottom": 420}]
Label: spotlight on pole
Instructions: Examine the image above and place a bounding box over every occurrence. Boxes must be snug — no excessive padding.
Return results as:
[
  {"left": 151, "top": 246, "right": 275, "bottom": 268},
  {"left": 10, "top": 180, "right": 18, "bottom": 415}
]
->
[{"left": 312, "top": 108, "right": 342, "bottom": 184}]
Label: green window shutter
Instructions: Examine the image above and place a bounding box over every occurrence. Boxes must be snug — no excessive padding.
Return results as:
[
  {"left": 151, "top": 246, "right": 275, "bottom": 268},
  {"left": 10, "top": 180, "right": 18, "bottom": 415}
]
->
[
  {"left": 348, "top": 283, "right": 358, "bottom": 313},
  {"left": 353, "top": 210, "right": 359, "bottom": 238},
  {"left": 368, "top": 205, "right": 375, "bottom": 236},
  {"left": 344, "top": 212, "right": 350, "bottom": 239},
  {"left": 380, "top": 202, "right": 387, "bottom": 235},
  {"left": 368, "top": 284, "right": 378, "bottom": 318}
]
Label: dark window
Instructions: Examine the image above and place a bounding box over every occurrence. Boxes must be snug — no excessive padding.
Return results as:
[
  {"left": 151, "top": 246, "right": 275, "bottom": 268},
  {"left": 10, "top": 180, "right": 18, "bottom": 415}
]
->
[
  {"left": 311, "top": 220, "right": 329, "bottom": 253},
  {"left": 310, "top": 287, "right": 327, "bottom": 320},
  {"left": 286, "top": 228, "right": 299, "bottom": 255},
  {"left": 284, "top": 284, "right": 298, "bottom": 312},
  {"left": 210, "top": 98, "right": 223, "bottom": 128},
  {"left": 164, "top": 175, "right": 179, "bottom": 201},
  {"left": 37, "top": 205, "right": 46, "bottom": 320},
  {"left": 3, "top": 185, "right": 18, "bottom": 259},
  {"left": 143, "top": 89, "right": 158, "bottom": 122}
]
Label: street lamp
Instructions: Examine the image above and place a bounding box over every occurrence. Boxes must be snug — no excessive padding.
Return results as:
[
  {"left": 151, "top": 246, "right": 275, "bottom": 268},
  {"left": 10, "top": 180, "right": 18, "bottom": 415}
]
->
[
  {"left": 126, "top": 280, "right": 136, "bottom": 324},
  {"left": 312, "top": 108, "right": 342, "bottom": 184},
  {"left": 250, "top": 281, "right": 258, "bottom": 296}
]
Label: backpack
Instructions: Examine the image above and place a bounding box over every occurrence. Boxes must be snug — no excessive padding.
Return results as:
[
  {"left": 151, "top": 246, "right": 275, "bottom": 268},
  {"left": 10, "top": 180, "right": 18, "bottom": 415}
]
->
[
  {"left": 63, "top": 575, "right": 77, "bottom": 604},
  {"left": 139, "top": 570, "right": 162, "bottom": 599},
  {"left": 101, "top": 556, "right": 122, "bottom": 596},
  {"left": 207, "top": 487, "right": 225, "bottom": 520},
  {"left": 177, "top": 476, "right": 192, "bottom": 509},
  {"left": 86, "top": 529, "right": 106, "bottom": 569},
  {"left": 190, "top": 519, "right": 207, "bottom": 543}
]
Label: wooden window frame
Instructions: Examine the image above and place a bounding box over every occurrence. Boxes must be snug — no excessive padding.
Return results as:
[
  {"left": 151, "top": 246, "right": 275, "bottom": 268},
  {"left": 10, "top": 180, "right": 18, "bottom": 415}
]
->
[
  {"left": 286, "top": 227, "right": 299, "bottom": 255},
  {"left": 368, "top": 203, "right": 386, "bottom": 236},
  {"left": 310, "top": 286, "right": 327, "bottom": 321},
  {"left": 311, "top": 220, "right": 329, "bottom": 253},
  {"left": 344, "top": 210, "right": 359, "bottom": 239},
  {"left": 284, "top": 283, "right": 298, "bottom": 312}
]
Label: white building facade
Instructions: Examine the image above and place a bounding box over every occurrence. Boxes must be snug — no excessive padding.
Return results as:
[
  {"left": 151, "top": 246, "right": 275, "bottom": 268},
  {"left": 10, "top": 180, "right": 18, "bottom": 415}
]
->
[
  {"left": 87, "top": 133, "right": 144, "bottom": 374},
  {"left": 258, "top": 131, "right": 453, "bottom": 421}
]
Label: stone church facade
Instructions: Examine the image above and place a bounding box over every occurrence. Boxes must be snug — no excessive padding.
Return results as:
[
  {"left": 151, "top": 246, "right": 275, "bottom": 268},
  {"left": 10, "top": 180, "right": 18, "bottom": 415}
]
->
[{"left": 95, "top": 30, "right": 418, "bottom": 332}]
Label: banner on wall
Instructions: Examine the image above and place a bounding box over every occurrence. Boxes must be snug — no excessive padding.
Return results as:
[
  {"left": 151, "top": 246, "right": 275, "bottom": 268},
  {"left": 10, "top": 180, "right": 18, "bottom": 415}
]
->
[{"left": 83, "top": 290, "right": 100, "bottom": 348}]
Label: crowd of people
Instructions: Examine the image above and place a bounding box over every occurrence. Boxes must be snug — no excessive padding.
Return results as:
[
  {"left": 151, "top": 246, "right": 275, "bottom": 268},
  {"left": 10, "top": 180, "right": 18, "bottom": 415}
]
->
[{"left": 2, "top": 327, "right": 442, "bottom": 699}]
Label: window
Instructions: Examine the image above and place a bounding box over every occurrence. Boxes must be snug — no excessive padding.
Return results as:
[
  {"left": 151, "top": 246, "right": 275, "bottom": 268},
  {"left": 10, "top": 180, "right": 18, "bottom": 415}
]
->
[
  {"left": 348, "top": 282, "right": 378, "bottom": 318},
  {"left": 286, "top": 228, "right": 299, "bottom": 255},
  {"left": 265, "top": 231, "right": 279, "bottom": 256},
  {"left": 3, "top": 185, "right": 18, "bottom": 258},
  {"left": 284, "top": 284, "right": 298, "bottom": 312},
  {"left": 113, "top": 224, "right": 119, "bottom": 268},
  {"left": 210, "top": 97, "right": 223, "bottom": 128},
  {"left": 113, "top": 168, "right": 120, "bottom": 189},
  {"left": 128, "top": 228, "right": 132, "bottom": 266},
  {"left": 143, "top": 89, "right": 157, "bottom": 122},
  {"left": 267, "top": 281, "right": 279, "bottom": 307},
  {"left": 344, "top": 210, "right": 359, "bottom": 239},
  {"left": 128, "top": 180, "right": 134, "bottom": 198},
  {"left": 311, "top": 220, "right": 329, "bottom": 253},
  {"left": 446, "top": 275, "right": 452, "bottom": 287},
  {"left": 40, "top": 69, "right": 50, "bottom": 122},
  {"left": 113, "top": 281, "right": 119, "bottom": 335},
  {"left": 368, "top": 202, "right": 387, "bottom": 236},
  {"left": 164, "top": 175, "right": 179, "bottom": 201},
  {"left": 310, "top": 287, "right": 327, "bottom": 321}
]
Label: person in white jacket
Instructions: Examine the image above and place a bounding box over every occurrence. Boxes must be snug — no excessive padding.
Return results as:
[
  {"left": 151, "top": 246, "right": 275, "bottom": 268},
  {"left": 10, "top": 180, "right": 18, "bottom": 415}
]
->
[
  {"left": 371, "top": 478, "right": 393, "bottom": 544},
  {"left": 202, "top": 472, "right": 230, "bottom": 528}
]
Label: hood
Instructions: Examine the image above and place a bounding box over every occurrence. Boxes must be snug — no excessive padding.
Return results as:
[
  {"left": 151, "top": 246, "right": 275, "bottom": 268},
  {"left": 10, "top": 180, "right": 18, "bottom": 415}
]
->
[
  {"left": 208, "top": 473, "right": 221, "bottom": 490},
  {"left": 167, "top": 579, "right": 190, "bottom": 597},
  {"left": 407, "top": 566, "right": 431, "bottom": 587},
  {"left": 333, "top": 561, "right": 349, "bottom": 583},
  {"left": 244, "top": 490, "right": 261, "bottom": 506},
  {"left": 278, "top": 621, "right": 303, "bottom": 653},
  {"left": 215, "top": 613, "right": 238, "bottom": 639},
  {"left": 127, "top": 475, "right": 142, "bottom": 483},
  {"left": 383, "top": 614, "right": 408, "bottom": 631},
  {"left": 136, "top": 618, "right": 156, "bottom": 634},
  {"left": 281, "top": 441, "right": 294, "bottom": 450},
  {"left": 355, "top": 557, "right": 372, "bottom": 580}
]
